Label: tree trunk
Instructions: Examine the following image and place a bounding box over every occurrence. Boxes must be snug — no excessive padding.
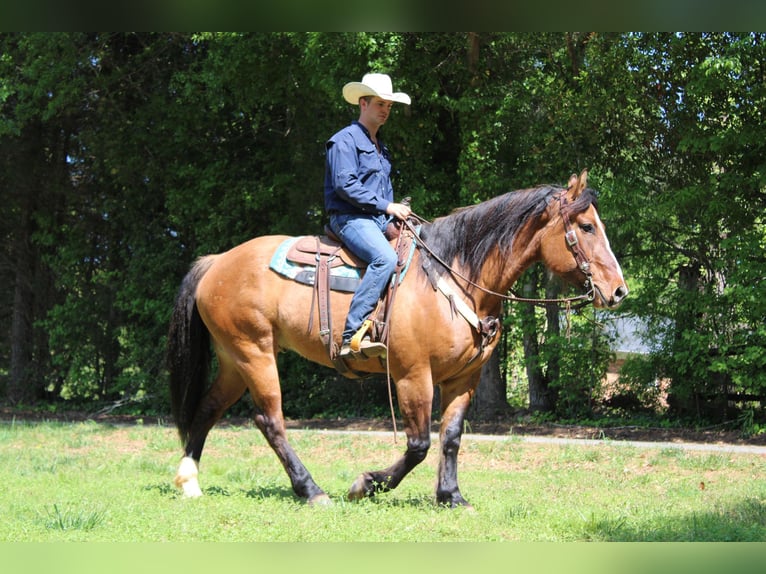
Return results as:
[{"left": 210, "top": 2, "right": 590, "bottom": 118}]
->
[
  {"left": 8, "top": 173, "right": 36, "bottom": 404},
  {"left": 520, "top": 271, "right": 564, "bottom": 412},
  {"left": 6, "top": 123, "right": 52, "bottom": 405},
  {"left": 666, "top": 264, "right": 702, "bottom": 418},
  {"left": 521, "top": 272, "right": 554, "bottom": 412},
  {"left": 543, "top": 273, "right": 562, "bottom": 395},
  {"left": 524, "top": 327, "right": 553, "bottom": 412},
  {"left": 471, "top": 347, "right": 511, "bottom": 420}
]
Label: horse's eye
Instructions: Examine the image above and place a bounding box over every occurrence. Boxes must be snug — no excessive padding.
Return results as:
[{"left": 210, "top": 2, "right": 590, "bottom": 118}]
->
[{"left": 580, "top": 223, "right": 595, "bottom": 234}]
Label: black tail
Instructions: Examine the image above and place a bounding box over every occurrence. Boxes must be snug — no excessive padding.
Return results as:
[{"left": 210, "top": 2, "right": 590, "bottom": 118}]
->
[{"left": 167, "top": 256, "right": 217, "bottom": 445}]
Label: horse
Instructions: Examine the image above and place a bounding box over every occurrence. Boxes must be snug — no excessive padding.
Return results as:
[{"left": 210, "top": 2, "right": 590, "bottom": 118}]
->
[{"left": 167, "top": 170, "right": 628, "bottom": 508}]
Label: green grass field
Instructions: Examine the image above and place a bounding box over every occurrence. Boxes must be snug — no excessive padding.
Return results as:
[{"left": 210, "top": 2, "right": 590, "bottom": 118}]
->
[{"left": 1, "top": 419, "right": 765, "bottom": 542}]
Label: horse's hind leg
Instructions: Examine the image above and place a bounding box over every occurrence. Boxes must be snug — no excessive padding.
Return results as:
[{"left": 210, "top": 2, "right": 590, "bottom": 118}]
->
[
  {"left": 245, "top": 354, "right": 330, "bottom": 505},
  {"left": 174, "top": 365, "right": 246, "bottom": 498}
]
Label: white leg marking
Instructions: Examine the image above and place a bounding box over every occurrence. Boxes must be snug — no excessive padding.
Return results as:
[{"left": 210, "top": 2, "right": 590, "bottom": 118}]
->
[{"left": 174, "top": 456, "right": 203, "bottom": 498}]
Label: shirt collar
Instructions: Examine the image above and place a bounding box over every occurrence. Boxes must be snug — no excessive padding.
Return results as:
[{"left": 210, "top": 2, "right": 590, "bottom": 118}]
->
[{"left": 353, "top": 121, "right": 382, "bottom": 144}]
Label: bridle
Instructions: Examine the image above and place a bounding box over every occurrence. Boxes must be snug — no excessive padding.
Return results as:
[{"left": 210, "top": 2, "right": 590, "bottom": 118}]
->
[
  {"left": 404, "top": 187, "right": 596, "bottom": 311},
  {"left": 556, "top": 189, "right": 595, "bottom": 306}
]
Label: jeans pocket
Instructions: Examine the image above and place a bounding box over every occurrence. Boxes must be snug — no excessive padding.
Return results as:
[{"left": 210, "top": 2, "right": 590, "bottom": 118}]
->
[{"left": 329, "top": 214, "right": 350, "bottom": 239}]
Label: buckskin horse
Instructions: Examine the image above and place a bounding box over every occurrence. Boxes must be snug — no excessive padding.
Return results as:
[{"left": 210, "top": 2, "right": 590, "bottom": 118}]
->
[{"left": 167, "top": 170, "right": 628, "bottom": 507}]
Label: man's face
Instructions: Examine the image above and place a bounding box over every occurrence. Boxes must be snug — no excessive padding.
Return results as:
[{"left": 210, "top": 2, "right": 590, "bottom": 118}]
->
[{"left": 360, "top": 96, "right": 394, "bottom": 129}]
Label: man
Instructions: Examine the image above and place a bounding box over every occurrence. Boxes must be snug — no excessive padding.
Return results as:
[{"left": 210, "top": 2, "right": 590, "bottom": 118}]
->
[{"left": 324, "top": 73, "right": 412, "bottom": 358}]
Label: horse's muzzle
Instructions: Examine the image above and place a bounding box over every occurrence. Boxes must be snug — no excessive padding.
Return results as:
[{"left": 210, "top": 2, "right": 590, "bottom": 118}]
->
[{"left": 593, "top": 282, "right": 629, "bottom": 309}]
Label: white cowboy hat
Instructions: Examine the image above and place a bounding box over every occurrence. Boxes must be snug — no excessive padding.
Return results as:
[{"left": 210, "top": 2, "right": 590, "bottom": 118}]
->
[{"left": 342, "top": 73, "right": 411, "bottom": 106}]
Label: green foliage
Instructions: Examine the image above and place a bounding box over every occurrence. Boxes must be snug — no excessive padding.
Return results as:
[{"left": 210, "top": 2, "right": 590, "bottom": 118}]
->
[
  {"left": 538, "top": 311, "right": 616, "bottom": 419},
  {"left": 615, "top": 354, "right": 670, "bottom": 412},
  {"left": 1, "top": 32, "right": 765, "bottom": 426},
  {"left": 556, "top": 324, "right": 615, "bottom": 419},
  {"left": 276, "top": 354, "right": 394, "bottom": 420}
]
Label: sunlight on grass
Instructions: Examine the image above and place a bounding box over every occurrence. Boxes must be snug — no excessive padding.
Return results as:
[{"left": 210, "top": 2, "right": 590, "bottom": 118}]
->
[{"left": 0, "top": 421, "right": 764, "bottom": 541}]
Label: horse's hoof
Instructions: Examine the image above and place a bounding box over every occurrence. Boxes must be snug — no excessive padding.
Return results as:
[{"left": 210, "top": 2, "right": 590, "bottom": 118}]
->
[
  {"left": 308, "top": 493, "right": 332, "bottom": 506},
  {"left": 174, "top": 476, "right": 203, "bottom": 498},
  {"left": 437, "top": 493, "right": 474, "bottom": 510},
  {"left": 347, "top": 473, "right": 369, "bottom": 501},
  {"left": 181, "top": 482, "right": 203, "bottom": 498}
]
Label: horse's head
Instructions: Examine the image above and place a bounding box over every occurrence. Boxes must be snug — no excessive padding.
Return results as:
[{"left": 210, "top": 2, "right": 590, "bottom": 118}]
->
[{"left": 540, "top": 170, "right": 628, "bottom": 309}]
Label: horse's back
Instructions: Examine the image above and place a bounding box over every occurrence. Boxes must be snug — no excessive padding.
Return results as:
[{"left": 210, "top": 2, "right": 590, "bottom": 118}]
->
[
  {"left": 195, "top": 235, "right": 294, "bottom": 328},
  {"left": 217, "top": 234, "right": 291, "bottom": 272}
]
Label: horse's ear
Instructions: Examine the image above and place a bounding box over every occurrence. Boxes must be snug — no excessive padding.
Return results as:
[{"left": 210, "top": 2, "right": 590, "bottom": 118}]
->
[
  {"left": 578, "top": 169, "right": 588, "bottom": 191},
  {"left": 567, "top": 169, "right": 588, "bottom": 199}
]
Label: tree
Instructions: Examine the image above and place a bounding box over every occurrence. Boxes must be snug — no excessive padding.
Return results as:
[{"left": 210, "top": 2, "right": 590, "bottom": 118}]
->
[
  {"left": 609, "top": 33, "right": 766, "bottom": 421},
  {"left": 2, "top": 32, "right": 763, "bottom": 428},
  {"left": 0, "top": 33, "right": 84, "bottom": 403}
]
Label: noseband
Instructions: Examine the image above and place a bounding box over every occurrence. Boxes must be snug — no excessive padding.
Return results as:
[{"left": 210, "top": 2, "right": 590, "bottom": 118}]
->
[{"left": 557, "top": 189, "right": 594, "bottom": 294}]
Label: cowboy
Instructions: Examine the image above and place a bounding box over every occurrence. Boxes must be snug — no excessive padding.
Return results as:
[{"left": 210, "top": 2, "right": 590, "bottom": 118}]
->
[{"left": 324, "top": 73, "right": 412, "bottom": 358}]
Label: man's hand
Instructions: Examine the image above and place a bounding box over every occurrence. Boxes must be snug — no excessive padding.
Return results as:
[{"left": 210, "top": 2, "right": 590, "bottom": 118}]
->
[{"left": 385, "top": 202, "right": 412, "bottom": 221}]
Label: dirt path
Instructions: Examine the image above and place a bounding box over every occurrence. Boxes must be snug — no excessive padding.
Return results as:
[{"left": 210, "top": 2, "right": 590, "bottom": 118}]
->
[
  {"left": 279, "top": 415, "right": 766, "bottom": 447},
  {"left": 283, "top": 417, "right": 766, "bottom": 454},
  {"left": 4, "top": 408, "right": 762, "bottom": 451}
]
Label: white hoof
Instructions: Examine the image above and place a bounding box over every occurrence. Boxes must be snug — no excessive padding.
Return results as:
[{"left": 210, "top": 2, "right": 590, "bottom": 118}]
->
[{"left": 174, "top": 456, "right": 203, "bottom": 498}]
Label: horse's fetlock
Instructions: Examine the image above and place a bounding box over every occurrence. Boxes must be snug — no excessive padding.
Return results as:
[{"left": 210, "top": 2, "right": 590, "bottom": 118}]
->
[
  {"left": 371, "top": 474, "right": 393, "bottom": 493},
  {"left": 436, "top": 489, "right": 469, "bottom": 509}
]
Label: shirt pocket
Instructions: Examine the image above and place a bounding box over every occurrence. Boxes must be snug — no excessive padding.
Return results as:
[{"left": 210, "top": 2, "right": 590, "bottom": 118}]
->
[{"left": 356, "top": 143, "right": 382, "bottom": 184}]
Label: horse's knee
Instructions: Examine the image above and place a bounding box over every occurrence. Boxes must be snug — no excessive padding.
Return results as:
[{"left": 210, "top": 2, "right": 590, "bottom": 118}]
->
[
  {"left": 441, "top": 433, "right": 462, "bottom": 457},
  {"left": 440, "top": 413, "right": 465, "bottom": 451},
  {"left": 406, "top": 435, "right": 431, "bottom": 464},
  {"left": 253, "top": 411, "right": 286, "bottom": 439}
]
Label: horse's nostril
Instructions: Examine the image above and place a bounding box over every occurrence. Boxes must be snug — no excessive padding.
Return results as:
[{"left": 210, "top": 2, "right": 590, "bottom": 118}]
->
[{"left": 614, "top": 285, "right": 629, "bottom": 302}]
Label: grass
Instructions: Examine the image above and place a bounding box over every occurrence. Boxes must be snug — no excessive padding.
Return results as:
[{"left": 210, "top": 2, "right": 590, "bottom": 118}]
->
[
  {"left": 1, "top": 418, "right": 765, "bottom": 541},
  {"left": 44, "top": 502, "right": 107, "bottom": 531}
]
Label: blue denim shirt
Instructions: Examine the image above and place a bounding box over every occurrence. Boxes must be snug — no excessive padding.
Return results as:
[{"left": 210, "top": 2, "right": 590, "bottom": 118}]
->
[{"left": 324, "top": 121, "right": 394, "bottom": 215}]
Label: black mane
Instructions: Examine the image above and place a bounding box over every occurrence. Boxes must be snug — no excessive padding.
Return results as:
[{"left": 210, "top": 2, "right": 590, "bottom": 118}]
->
[{"left": 418, "top": 185, "right": 598, "bottom": 282}]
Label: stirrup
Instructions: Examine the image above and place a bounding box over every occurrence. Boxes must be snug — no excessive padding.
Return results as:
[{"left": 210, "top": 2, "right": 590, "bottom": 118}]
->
[
  {"left": 349, "top": 319, "right": 373, "bottom": 353},
  {"left": 340, "top": 338, "right": 387, "bottom": 360}
]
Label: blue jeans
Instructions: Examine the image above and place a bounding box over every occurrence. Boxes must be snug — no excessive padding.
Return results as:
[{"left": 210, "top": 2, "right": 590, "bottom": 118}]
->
[{"left": 330, "top": 213, "right": 397, "bottom": 342}]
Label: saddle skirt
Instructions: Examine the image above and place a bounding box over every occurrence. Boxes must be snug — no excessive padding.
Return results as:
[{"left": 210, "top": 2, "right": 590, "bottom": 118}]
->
[{"left": 269, "top": 230, "right": 419, "bottom": 292}]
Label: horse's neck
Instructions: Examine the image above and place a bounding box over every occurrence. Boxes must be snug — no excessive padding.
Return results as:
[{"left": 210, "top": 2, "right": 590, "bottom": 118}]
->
[
  {"left": 471, "top": 222, "right": 544, "bottom": 313},
  {"left": 416, "top": 211, "right": 546, "bottom": 316}
]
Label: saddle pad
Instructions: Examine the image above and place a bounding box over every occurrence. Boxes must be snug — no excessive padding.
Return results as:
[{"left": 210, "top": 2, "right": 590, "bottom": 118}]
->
[
  {"left": 287, "top": 235, "right": 363, "bottom": 268},
  {"left": 269, "top": 237, "right": 363, "bottom": 292},
  {"left": 269, "top": 232, "right": 419, "bottom": 293}
]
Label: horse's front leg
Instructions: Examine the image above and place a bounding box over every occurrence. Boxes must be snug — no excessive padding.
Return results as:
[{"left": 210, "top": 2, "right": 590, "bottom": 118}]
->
[
  {"left": 435, "top": 377, "right": 478, "bottom": 508},
  {"left": 348, "top": 376, "right": 433, "bottom": 500}
]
